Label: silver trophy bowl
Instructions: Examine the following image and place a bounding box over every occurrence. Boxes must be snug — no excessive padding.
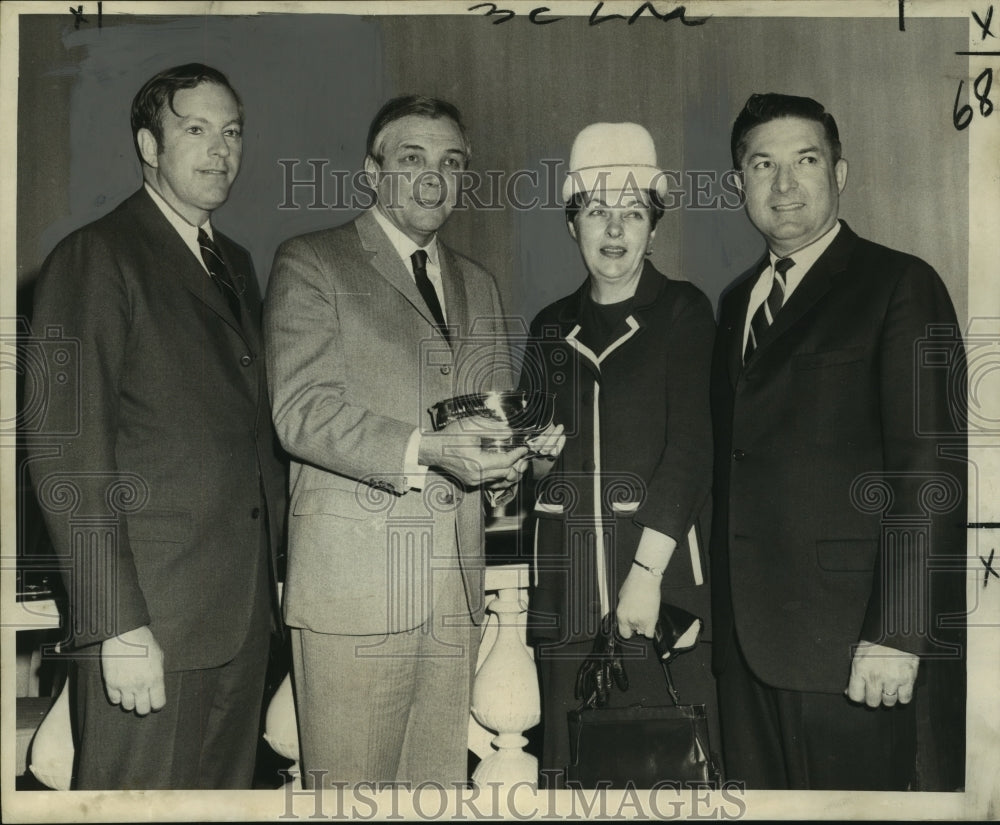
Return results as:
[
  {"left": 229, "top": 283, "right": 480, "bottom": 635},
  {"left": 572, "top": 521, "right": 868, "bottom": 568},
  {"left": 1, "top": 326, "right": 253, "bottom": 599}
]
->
[{"left": 427, "top": 390, "right": 555, "bottom": 452}]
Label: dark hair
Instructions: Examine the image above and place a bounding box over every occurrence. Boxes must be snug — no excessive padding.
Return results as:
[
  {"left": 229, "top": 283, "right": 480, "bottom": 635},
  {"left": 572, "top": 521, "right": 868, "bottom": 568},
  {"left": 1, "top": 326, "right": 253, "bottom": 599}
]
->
[
  {"left": 130, "top": 63, "right": 243, "bottom": 164},
  {"left": 565, "top": 190, "right": 666, "bottom": 229},
  {"left": 365, "top": 95, "right": 470, "bottom": 164},
  {"left": 730, "top": 93, "right": 841, "bottom": 169}
]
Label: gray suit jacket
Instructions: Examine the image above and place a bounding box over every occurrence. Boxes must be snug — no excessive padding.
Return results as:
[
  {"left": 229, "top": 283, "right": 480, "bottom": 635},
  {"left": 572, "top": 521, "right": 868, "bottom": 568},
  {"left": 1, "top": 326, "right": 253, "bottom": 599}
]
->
[{"left": 264, "top": 209, "right": 513, "bottom": 634}]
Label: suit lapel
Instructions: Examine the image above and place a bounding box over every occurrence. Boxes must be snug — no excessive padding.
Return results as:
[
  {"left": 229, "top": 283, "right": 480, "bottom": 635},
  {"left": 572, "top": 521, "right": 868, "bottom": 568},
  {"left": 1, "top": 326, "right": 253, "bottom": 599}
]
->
[
  {"left": 355, "top": 210, "right": 448, "bottom": 339},
  {"left": 555, "top": 279, "right": 599, "bottom": 380},
  {"left": 750, "top": 223, "right": 856, "bottom": 360},
  {"left": 214, "top": 232, "right": 260, "bottom": 349},
  {"left": 438, "top": 244, "right": 467, "bottom": 343},
  {"left": 727, "top": 260, "right": 762, "bottom": 388},
  {"left": 552, "top": 267, "right": 657, "bottom": 379},
  {"left": 128, "top": 189, "right": 249, "bottom": 345},
  {"left": 605, "top": 261, "right": 663, "bottom": 359},
  {"left": 735, "top": 222, "right": 858, "bottom": 373}
]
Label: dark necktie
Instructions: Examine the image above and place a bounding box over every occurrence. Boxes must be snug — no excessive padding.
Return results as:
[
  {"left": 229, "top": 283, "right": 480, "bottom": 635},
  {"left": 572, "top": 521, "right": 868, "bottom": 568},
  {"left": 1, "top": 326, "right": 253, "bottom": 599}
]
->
[
  {"left": 198, "top": 227, "right": 243, "bottom": 324},
  {"left": 410, "top": 249, "right": 449, "bottom": 343},
  {"left": 744, "top": 257, "right": 794, "bottom": 362}
]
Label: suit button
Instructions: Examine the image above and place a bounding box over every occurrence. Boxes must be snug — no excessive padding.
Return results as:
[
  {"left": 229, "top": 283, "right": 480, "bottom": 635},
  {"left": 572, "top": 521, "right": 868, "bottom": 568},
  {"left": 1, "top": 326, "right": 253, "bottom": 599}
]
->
[
  {"left": 251, "top": 507, "right": 261, "bottom": 519},
  {"left": 240, "top": 354, "right": 253, "bottom": 367},
  {"left": 732, "top": 449, "right": 745, "bottom": 461},
  {"left": 440, "top": 365, "right": 451, "bottom": 375},
  {"left": 582, "top": 459, "right": 596, "bottom": 472}
]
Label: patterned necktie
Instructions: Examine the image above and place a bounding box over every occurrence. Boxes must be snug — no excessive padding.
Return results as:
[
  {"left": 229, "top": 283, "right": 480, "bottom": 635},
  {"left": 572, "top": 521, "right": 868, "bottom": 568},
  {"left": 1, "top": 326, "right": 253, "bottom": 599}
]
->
[
  {"left": 410, "top": 249, "right": 449, "bottom": 343},
  {"left": 744, "top": 257, "right": 794, "bottom": 362},
  {"left": 198, "top": 227, "right": 243, "bottom": 324}
]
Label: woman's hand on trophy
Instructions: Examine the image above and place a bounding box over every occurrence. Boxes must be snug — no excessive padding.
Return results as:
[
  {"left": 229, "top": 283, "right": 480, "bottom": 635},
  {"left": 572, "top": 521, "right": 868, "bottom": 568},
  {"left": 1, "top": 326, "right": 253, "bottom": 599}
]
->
[{"left": 526, "top": 422, "right": 566, "bottom": 460}]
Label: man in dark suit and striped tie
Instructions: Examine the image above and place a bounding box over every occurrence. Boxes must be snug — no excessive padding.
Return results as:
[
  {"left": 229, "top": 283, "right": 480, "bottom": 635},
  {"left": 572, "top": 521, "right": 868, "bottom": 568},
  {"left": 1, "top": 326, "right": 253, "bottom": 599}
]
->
[
  {"left": 28, "top": 64, "right": 286, "bottom": 789},
  {"left": 710, "top": 93, "right": 967, "bottom": 791}
]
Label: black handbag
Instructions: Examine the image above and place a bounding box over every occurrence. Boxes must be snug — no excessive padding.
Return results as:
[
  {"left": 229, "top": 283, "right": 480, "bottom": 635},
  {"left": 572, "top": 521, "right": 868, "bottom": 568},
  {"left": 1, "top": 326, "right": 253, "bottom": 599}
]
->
[{"left": 565, "top": 605, "right": 721, "bottom": 789}]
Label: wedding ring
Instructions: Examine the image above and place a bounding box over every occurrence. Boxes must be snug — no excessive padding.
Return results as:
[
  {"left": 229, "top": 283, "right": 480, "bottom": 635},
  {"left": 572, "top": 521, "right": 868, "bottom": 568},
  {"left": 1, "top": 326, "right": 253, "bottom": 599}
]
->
[{"left": 882, "top": 688, "right": 897, "bottom": 696}]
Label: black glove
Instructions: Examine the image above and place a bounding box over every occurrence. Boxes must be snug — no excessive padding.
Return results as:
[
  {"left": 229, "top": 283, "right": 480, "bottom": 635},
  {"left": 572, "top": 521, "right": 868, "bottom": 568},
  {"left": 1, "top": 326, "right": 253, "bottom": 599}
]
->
[
  {"left": 652, "top": 602, "right": 702, "bottom": 661},
  {"left": 574, "top": 612, "right": 629, "bottom": 708}
]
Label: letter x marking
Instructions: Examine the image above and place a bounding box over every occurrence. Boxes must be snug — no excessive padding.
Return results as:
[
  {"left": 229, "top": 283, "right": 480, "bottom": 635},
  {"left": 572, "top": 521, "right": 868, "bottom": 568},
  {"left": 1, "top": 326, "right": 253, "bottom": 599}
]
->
[{"left": 982, "top": 548, "right": 999, "bottom": 588}]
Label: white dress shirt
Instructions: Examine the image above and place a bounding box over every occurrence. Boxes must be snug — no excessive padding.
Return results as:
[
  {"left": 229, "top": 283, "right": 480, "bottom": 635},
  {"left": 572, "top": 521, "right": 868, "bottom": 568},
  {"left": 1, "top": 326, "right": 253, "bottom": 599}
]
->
[
  {"left": 371, "top": 206, "right": 447, "bottom": 322},
  {"left": 369, "top": 207, "right": 449, "bottom": 488},
  {"left": 144, "top": 183, "right": 215, "bottom": 274},
  {"left": 742, "top": 221, "right": 841, "bottom": 355}
]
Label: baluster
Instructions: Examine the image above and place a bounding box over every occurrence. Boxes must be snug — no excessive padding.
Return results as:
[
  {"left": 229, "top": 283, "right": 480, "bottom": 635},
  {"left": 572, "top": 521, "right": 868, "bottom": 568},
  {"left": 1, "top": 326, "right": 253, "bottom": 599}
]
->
[
  {"left": 27, "top": 472, "right": 150, "bottom": 789},
  {"left": 263, "top": 671, "right": 301, "bottom": 789},
  {"left": 264, "top": 564, "right": 540, "bottom": 792},
  {"left": 471, "top": 564, "right": 538, "bottom": 788}
]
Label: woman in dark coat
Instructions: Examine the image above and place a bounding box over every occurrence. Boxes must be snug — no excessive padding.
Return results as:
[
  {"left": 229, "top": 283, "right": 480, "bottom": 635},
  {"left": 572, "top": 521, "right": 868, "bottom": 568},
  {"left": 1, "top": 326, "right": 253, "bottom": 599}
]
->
[{"left": 522, "top": 122, "right": 718, "bottom": 787}]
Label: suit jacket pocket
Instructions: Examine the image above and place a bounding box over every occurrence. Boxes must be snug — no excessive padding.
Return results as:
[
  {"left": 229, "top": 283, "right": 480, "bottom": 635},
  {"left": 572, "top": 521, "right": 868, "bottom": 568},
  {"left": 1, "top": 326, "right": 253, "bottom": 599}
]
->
[
  {"left": 534, "top": 501, "right": 567, "bottom": 518},
  {"left": 127, "top": 509, "right": 192, "bottom": 544},
  {"left": 793, "top": 345, "right": 866, "bottom": 370},
  {"left": 610, "top": 501, "right": 640, "bottom": 516},
  {"left": 293, "top": 487, "right": 373, "bottom": 520},
  {"left": 532, "top": 501, "right": 568, "bottom": 554},
  {"left": 816, "top": 538, "right": 878, "bottom": 572},
  {"left": 531, "top": 502, "right": 595, "bottom": 642}
]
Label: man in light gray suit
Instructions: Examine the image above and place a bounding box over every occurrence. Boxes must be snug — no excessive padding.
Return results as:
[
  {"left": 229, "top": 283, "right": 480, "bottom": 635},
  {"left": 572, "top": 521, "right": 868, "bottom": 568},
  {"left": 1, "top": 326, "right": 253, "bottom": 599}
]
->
[{"left": 264, "top": 96, "right": 559, "bottom": 787}]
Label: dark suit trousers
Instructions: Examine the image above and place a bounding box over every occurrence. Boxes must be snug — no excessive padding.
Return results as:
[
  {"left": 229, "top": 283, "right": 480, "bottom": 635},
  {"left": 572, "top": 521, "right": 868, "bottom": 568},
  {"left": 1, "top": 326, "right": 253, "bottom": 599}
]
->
[
  {"left": 717, "top": 630, "right": 916, "bottom": 790},
  {"left": 70, "top": 553, "right": 271, "bottom": 790}
]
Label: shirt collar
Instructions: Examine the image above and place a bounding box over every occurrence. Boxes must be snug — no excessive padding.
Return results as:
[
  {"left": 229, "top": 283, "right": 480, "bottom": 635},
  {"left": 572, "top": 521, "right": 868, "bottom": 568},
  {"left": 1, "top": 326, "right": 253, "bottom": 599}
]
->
[
  {"left": 144, "top": 182, "right": 213, "bottom": 241},
  {"left": 371, "top": 205, "right": 439, "bottom": 268},
  {"left": 768, "top": 220, "right": 841, "bottom": 277}
]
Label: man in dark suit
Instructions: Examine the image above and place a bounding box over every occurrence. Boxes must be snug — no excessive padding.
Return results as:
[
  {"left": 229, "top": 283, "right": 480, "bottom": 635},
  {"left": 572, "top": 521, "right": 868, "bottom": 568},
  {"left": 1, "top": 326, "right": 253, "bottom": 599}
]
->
[
  {"left": 264, "top": 95, "right": 560, "bottom": 787},
  {"left": 28, "top": 64, "right": 286, "bottom": 789},
  {"left": 711, "top": 93, "right": 966, "bottom": 791}
]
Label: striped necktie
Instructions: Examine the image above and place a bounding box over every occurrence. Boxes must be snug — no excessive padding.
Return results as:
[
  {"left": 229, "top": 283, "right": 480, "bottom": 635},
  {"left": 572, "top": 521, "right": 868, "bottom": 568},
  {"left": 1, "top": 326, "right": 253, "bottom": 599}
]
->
[
  {"left": 198, "top": 227, "right": 243, "bottom": 324},
  {"left": 744, "top": 257, "right": 794, "bottom": 362}
]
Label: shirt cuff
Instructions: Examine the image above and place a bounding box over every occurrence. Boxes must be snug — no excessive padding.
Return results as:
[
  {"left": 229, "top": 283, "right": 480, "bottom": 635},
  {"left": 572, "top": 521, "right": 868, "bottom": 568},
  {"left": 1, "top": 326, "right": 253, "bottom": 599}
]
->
[
  {"left": 633, "top": 526, "right": 678, "bottom": 570},
  {"left": 403, "top": 427, "right": 425, "bottom": 491}
]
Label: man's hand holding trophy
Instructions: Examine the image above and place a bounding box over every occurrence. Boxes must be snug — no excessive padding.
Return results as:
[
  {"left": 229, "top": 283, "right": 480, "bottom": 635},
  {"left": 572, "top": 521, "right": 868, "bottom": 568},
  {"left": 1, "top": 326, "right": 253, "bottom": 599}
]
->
[{"left": 424, "top": 390, "right": 565, "bottom": 506}]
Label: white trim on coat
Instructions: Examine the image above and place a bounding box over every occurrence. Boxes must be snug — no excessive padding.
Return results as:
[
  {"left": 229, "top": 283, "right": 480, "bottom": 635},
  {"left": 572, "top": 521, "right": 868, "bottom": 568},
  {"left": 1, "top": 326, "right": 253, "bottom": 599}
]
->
[{"left": 532, "top": 314, "right": 648, "bottom": 617}]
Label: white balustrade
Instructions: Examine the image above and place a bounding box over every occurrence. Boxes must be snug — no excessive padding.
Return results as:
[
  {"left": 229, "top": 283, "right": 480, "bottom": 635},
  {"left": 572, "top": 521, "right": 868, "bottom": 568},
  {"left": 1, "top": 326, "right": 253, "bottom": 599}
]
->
[
  {"left": 17, "top": 563, "right": 539, "bottom": 793},
  {"left": 469, "top": 563, "right": 539, "bottom": 788},
  {"left": 262, "top": 665, "right": 302, "bottom": 788},
  {"left": 27, "top": 677, "right": 72, "bottom": 790},
  {"left": 11, "top": 600, "right": 72, "bottom": 789},
  {"left": 263, "top": 562, "right": 537, "bottom": 792}
]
